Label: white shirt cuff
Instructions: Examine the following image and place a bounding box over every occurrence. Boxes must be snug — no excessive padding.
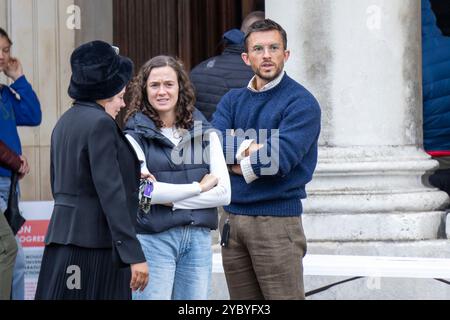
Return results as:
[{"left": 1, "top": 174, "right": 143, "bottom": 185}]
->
[
  {"left": 241, "top": 156, "right": 259, "bottom": 184},
  {"left": 192, "top": 181, "right": 202, "bottom": 193},
  {"left": 236, "top": 139, "right": 255, "bottom": 162}
]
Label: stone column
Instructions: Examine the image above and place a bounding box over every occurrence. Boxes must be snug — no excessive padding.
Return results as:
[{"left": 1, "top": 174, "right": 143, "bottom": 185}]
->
[{"left": 266, "top": 0, "right": 449, "bottom": 242}]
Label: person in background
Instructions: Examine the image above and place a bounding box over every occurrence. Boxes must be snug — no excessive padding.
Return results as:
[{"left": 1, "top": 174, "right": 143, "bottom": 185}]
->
[
  {"left": 0, "top": 27, "right": 41, "bottom": 300},
  {"left": 0, "top": 140, "right": 29, "bottom": 300},
  {"left": 124, "top": 55, "right": 231, "bottom": 300},
  {"left": 190, "top": 11, "right": 265, "bottom": 121},
  {"left": 422, "top": 0, "right": 450, "bottom": 198},
  {"left": 212, "top": 19, "right": 321, "bottom": 300},
  {"left": 35, "top": 41, "right": 148, "bottom": 300}
]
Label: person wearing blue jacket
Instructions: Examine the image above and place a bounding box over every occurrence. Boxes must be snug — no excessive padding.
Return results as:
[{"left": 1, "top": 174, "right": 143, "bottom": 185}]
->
[
  {"left": 0, "top": 27, "right": 41, "bottom": 300},
  {"left": 422, "top": 0, "right": 450, "bottom": 196}
]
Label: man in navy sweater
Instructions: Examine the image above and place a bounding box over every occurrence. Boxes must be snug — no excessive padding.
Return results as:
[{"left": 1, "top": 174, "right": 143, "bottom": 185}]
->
[
  {"left": 0, "top": 27, "right": 41, "bottom": 300},
  {"left": 212, "top": 19, "right": 321, "bottom": 300}
]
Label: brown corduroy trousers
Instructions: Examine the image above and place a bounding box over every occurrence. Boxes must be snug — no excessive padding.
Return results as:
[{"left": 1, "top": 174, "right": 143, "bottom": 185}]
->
[{"left": 220, "top": 212, "right": 307, "bottom": 300}]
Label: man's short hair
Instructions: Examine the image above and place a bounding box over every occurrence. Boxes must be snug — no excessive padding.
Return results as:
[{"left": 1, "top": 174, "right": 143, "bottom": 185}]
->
[
  {"left": 241, "top": 11, "right": 265, "bottom": 34},
  {"left": 244, "top": 19, "right": 287, "bottom": 53}
]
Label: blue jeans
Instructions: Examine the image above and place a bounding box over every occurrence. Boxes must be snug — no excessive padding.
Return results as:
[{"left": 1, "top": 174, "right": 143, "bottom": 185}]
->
[
  {"left": 133, "top": 226, "right": 212, "bottom": 300},
  {"left": 0, "top": 176, "right": 25, "bottom": 300}
]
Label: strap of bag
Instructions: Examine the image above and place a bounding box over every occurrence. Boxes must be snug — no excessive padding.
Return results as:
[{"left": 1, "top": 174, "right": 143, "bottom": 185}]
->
[{"left": 8, "top": 172, "right": 18, "bottom": 207}]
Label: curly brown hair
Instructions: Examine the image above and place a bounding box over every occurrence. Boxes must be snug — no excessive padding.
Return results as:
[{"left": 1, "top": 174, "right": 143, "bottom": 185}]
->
[{"left": 125, "top": 55, "right": 196, "bottom": 130}]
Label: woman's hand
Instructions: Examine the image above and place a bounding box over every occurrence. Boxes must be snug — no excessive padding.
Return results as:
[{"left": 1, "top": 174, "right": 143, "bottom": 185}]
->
[
  {"left": 4, "top": 57, "right": 24, "bottom": 81},
  {"left": 141, "top": 172, "right": 156, "bottom": 182},
  {"left": 130, "top": 262, "right": 149, "bottom": 292},
  {"left": 199, "top": 174, "right": 218, "bottom": 193},
  {"left": 18, "top": 155, "right": 30, "bottom": 180}
]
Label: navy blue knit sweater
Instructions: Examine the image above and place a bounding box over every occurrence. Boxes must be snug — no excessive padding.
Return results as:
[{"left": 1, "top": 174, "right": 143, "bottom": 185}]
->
[{"left": 212, "top": 73, "right": 321, "bottom": 216}]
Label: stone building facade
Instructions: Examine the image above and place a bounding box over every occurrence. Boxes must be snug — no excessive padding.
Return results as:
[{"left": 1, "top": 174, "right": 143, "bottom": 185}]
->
[{"left": 2, "top": 0, "right": 449, "bottom": 299}]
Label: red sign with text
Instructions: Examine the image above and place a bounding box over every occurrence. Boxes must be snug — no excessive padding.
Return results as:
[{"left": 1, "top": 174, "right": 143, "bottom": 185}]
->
[{"left": 17, "top": 220, "right": 50, "bottom": 248}]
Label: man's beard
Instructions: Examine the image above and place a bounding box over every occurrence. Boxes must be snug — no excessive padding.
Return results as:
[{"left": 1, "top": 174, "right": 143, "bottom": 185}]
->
[{"left": 255, "top": 65, "right": 283, "bottom": 83}]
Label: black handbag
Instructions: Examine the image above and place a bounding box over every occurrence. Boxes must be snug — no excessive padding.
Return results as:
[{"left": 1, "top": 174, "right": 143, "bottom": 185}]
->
[{"left": 4, "top": 172, "right": 26, "bottom": 235}]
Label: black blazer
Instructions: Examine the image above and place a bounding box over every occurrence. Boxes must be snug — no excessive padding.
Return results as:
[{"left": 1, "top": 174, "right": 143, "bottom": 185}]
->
[{"left": 45, "top": 101, "right": 145, "bottom": 266}]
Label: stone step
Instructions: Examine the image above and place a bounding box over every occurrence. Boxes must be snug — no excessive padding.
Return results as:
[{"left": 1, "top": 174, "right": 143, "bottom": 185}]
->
[
  {"left": 302, "top": 211, "right": 448, "bottom": 241},
  {"left": 305, "top": 240, "right": 450, "bottom": 299},
  {"left": 307, "top": 239, "right": 450, "bottom": 257},
  {"left": 210, "top": 240, "right": 450, "bottom": 300}
]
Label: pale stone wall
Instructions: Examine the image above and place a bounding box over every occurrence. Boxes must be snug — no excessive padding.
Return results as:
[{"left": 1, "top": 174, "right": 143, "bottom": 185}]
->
[
  {"left": 0, "top": 0, "right": 114, "bottom": 202},
  {"left": 0, "top": 0, "right": 75, "bottom": 201},
  {"left": 74, "top": 0, "right": 113, "bottom": 47}
]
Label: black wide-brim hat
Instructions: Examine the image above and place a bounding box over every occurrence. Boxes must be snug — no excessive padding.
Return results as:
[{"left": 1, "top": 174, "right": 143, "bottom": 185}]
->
[{"left": 68, "top": 40, "right": 133, "bottom": 101}]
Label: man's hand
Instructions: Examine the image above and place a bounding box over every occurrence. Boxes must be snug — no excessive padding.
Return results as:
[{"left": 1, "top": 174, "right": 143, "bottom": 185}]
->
[
  {"left": 244, "top": 142, "right": 264, "bottom": 158},
  {"left": 232, "top": 142, "right": 263, "bottom": 176},
  {"left": 18, "top": 155, "right": 29, "bottom": 180},
  {"left": 4, "top": 57, "right": 24, "bottom": 81},
  {"left": 130, "top": 262, "right": 149, "bottom": 292},
  {"left": 231, "top": 164, "right": 243, "bottom": 176}
]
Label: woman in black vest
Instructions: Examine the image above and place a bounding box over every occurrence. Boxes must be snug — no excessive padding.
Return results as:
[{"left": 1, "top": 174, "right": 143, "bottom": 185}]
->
[
  {"left": 124, "top": 55, "right": 231, "bottom": 300},
  {"left": 35, "top": 41, "right": 148, "bottom": 300}
]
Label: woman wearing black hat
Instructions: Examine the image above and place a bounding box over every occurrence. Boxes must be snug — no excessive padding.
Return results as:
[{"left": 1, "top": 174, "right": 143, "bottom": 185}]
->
[{"left": 35, "top": 41, "right": 148, "bottom": 300}]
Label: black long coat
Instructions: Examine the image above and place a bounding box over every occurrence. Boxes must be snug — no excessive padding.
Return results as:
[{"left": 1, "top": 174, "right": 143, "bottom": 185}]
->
[{"left": 45, "top": 101, "right": 145, "bottom": 266}]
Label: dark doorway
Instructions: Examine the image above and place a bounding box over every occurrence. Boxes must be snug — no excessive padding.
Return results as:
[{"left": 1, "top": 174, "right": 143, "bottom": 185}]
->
[
  {"left": 430, "top": 0, "right": 450, "bottom": 36},
  {"left": 113, "top": 0, "right": 264, "bottom": 126},
  {"left": 113, "top": 0, "right": 264, "bottom": 72}
]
